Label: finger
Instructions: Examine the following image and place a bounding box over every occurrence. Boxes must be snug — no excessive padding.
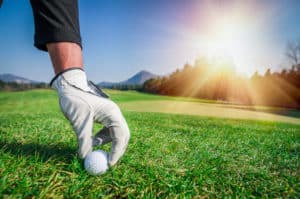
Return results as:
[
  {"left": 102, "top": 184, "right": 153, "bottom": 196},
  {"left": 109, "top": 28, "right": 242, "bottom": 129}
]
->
[
  {"left": 93, "top": 127, "right": 112, "bottom": 146},
  {"left": 108, "top": 121, "right": 130, "bottom": 166},
  {"left": 59, "top": 95, "right": 94, "bottom": 159}
]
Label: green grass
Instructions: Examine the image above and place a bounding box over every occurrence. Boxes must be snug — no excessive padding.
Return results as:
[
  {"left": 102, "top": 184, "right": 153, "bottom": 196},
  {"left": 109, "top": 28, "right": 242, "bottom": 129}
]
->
[{"left": 0, "top": 89, "right": 299, "bottom": 198}]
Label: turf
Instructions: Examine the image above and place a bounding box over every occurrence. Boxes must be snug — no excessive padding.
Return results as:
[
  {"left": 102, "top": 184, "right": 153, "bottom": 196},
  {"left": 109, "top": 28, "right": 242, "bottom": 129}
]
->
[{"left": 0, "top": 89, "right": 299, "bottom": 198}]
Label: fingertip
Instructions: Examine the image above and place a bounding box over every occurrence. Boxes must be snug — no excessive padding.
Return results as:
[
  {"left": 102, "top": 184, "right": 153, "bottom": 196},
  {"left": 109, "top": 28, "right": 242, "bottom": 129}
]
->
[{"left": 108, "top": 158, "right": 117, "bottom": 167}]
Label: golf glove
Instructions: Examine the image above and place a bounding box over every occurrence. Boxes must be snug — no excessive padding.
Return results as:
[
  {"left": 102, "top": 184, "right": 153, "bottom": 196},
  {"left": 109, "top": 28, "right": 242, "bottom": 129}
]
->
[{"left": 51, "top": 68, "right": 130, "bottom": 166}]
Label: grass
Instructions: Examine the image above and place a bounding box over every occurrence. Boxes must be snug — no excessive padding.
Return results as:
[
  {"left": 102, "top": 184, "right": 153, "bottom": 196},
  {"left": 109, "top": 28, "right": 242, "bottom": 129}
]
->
[{"left": 0, "top": 89, "right": 299, "bottom": 198}]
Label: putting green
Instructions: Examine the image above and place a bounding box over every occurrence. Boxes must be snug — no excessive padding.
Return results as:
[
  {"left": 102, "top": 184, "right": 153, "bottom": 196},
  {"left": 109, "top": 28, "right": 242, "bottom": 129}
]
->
[{"left": 120, "top": 100, "right": 300, "bottom": 124}]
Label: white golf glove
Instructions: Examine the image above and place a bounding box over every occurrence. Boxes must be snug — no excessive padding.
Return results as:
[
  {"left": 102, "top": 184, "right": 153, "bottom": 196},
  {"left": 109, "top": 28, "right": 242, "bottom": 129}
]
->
[{"left": 51, "top": 68, "right": 130, "bottom": 166}]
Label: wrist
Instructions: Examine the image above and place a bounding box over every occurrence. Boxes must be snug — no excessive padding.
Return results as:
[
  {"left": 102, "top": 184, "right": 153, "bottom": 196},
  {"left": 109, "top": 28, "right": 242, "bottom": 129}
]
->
[{"left": 50, "top": 67, "right": 84, "bottom": 87}]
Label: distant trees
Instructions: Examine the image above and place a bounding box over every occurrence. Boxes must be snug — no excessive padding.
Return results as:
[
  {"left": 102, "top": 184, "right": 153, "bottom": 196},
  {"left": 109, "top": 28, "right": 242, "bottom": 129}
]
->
[
  {"left": 284, "top": 41, "right": 300, "bottom": 89},
  {"left": 110, "top": 84, "right": 143, "bottom": 91},
  {"left": 249, "top": 66, "right": 300, "bottom": 108},
  {"left": 286, "top": 41, "right": 300, "bottom": 67},
  {"left": 0, "top": 80, "right": 49, "bottom": 91},
  {"left": 144, "top": 57, "right": 239, "bottom": 101},
  {"left": 142, "top": 56, "right": 300, "bottom": 108}
]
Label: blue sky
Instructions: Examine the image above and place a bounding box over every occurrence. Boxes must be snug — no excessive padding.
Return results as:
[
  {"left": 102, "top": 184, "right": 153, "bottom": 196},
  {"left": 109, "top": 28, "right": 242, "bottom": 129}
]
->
[{"left": 0, "top": 0, "right": 300, "bottom": 82}]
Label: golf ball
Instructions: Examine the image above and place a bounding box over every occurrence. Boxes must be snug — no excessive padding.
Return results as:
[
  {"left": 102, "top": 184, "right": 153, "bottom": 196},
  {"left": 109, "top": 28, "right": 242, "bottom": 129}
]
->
[{"left": 84, "top": 150, "right": 109, "bottom": 175}]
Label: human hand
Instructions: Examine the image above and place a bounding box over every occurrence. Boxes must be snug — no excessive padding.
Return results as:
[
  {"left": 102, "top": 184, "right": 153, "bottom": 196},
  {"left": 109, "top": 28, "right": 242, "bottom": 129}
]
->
[{"left": 51, "top": 69, "right": 130, "bottom": 166}]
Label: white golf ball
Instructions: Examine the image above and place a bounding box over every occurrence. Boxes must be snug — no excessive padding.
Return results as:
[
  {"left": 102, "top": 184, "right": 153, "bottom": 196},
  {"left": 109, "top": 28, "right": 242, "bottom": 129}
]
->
[{"left": 84, "top": 150, "right": 109, "bottom": 175}]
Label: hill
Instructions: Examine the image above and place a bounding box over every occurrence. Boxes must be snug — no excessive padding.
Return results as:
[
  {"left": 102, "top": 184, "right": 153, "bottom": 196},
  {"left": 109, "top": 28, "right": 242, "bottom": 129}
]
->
[{"left": 98, "top": 70, "right": 158, "bottom": 88}]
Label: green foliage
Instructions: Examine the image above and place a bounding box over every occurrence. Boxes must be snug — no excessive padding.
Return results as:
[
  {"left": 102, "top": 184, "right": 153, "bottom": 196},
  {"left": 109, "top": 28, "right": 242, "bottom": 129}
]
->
[{"left": 0, "top": 90, "right": 299, "bottom": 198}]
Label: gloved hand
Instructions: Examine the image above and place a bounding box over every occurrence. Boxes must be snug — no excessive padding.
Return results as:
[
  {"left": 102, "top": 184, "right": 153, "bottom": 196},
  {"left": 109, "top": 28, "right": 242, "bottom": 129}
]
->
[{"left": 51, "top": 68, "right": 130, "bottom": 166}]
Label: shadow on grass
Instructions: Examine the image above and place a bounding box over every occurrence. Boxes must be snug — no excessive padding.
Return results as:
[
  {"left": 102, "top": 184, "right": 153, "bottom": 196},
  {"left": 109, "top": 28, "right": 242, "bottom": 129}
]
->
[{"left": 0, "top": 141, "right": 77, "bottom": 163}]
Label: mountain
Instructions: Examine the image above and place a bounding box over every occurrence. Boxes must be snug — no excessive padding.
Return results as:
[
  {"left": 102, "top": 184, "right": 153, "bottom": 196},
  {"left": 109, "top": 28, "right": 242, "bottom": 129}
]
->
[
  {"left": 0, "top": 73, "right": 39, "bottom": 84},
  {"left": 98, "top": 70, "right": 159, "bottom": 87},
  {"left": 121, "top": 70, "right": 158, "bottom": 85}
]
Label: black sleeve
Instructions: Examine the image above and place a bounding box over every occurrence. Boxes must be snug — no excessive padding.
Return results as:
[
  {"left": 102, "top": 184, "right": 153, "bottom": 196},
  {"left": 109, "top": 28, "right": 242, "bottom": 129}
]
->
[{"left": 30, "top": 0, "right": 82, "bottom": 51}]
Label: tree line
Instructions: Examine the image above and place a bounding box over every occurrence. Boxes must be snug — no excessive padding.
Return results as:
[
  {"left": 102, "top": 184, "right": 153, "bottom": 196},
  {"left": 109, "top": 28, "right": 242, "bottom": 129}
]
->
[
  {"left": 142, "top": 42, "right": 300, "bottom": 108},
  {"left": 109, "top": 84, "right": 143, "bottom": 91},
  {"left": 0, "top": 80, "right": 49, "bottom": 91},
  {"left": 143, "top": 62, "right": 300, "bottom": 108}
]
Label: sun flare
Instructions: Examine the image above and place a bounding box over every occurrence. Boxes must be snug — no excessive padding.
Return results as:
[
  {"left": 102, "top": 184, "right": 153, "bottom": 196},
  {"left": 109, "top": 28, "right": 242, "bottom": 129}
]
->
[{"left": 194, "top": 15, "right": 262, "bottom": 77}]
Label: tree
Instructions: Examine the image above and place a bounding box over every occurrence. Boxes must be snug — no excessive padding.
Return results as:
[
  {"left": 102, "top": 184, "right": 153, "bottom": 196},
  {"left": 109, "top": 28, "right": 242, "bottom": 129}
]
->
[
  {"left": 251, "top": 70, "right": 260, "bottom": 79},
  {"left": 285, "top": 41, "right": 300, "bottom": 67},
  {"left": 264, "top": 68, "right": 272, "bottom": 77}
]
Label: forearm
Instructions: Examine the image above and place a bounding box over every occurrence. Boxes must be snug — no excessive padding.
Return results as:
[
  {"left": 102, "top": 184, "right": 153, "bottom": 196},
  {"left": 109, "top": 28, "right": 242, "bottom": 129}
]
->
[{"left": 47, "top": 42, "right": 83, "bottom": 74}]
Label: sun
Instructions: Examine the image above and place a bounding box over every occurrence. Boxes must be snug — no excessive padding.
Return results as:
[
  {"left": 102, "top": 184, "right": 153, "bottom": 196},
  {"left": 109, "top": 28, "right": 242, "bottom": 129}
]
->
[{"left": 196, "top": 17, "right": 259, "bottom": 77}]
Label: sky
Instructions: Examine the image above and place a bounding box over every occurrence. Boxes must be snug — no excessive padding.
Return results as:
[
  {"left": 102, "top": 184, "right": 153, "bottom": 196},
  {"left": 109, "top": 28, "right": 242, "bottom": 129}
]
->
[{"left": 0, "top": 0, "right": 300, "bottom": 82}]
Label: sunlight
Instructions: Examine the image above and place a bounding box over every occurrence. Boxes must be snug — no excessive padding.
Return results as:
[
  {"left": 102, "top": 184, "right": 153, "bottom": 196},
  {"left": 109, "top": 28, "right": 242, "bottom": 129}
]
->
[
  {"left": 193, "top": 15, "right": 263, "bottom": 77},
  {"left": 208, "top": 20, "right": 254, "bottom": 76}
]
